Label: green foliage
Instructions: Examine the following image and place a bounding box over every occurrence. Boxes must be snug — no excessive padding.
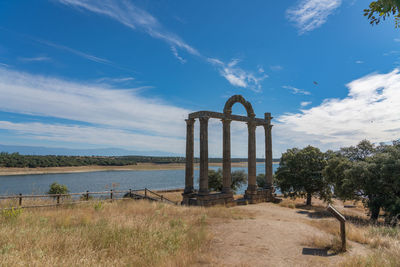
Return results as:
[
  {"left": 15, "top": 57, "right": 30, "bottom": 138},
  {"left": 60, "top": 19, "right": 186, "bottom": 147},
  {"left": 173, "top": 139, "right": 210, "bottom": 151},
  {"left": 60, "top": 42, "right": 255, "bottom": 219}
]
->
[
  {"left": 324, "top": 140, "right": 400, "bottom": 223},
  {"left": 275, "top": 146, "right": 331, "bottom": 206},
  {"left": 93, "top": 201, "right": 104, "bottom": 212},
  {"left": 231, "top": 170, "right": 247, "bottom": 192},
  {"left": 364, "top": 0, "right": 400, "bottom": 27},
  {"left": 1, "top": 207, "right": 23, "bottom": 221},
  {"left": 207, "top": 168, "right": 247, "bottom": 193},
  {"left": 47, "top": 182, "right": 69, "bottom": 195},
  {"left": 256, "top": 173, "right": 266, "bottom": 188}
]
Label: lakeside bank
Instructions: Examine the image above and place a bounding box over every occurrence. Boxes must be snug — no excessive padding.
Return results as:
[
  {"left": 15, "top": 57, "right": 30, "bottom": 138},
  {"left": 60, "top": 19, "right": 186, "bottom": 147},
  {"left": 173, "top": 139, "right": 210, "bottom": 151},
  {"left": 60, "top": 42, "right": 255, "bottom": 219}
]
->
[{"left": 0, "top": 162, "right": 280, "bottom": 176}]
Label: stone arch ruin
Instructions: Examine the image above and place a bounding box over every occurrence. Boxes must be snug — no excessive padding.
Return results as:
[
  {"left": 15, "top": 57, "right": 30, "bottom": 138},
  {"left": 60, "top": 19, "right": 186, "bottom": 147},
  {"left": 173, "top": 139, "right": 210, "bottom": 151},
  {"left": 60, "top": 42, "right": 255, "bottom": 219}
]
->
[{"left": 182, "top": 95, "right": 275, "bottom": 206}]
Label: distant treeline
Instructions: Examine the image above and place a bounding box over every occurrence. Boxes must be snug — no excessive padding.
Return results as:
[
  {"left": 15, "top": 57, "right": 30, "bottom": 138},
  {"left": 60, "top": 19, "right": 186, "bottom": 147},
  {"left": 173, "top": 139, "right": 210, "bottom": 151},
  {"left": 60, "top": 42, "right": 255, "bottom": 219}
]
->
[{"left": 0, "top": 152, "right": 279, "bottom": 168}]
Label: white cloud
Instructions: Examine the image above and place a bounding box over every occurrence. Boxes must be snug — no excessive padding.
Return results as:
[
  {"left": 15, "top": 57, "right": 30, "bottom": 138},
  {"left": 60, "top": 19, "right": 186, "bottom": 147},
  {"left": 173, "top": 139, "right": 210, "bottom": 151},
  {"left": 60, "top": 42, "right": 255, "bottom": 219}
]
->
[
  {"left": 394, "top": 38, "right": 400, "bottom": 42},
  {"left": 57, "top": 0, "right": 199, "bottom": 57},
  {"left": 0, "top": 121, "right": 185, "bottom": 154},
  {"left": 58, "top": 0, "right": 264, "bottom": 91},
  {"left": 0, "top": 67, "right": 189, "bottom": 139},
  {"left": 286, "top": 0, "right": 342, "bottom": 34},
  {"left": 270, "top": 65, "right": 283, "bottom": 71},
  {"left": 283, "top": 85, "right": 311, "bottom": 95},
  {"left": 170, "top": 46, "right": 186, "bottom": 63},
  {"left": 275, "top": 69, "right": 400, "bottom": 153},
  {"left": 300, "top": 101, "right": 312, "bottom": 107},
  {"left": 96, "top": 76, "right": 135, "bottom": 84},
  {"left": 355, "top": 60, "right": 364, "bottom": 64},
  {"left": 209, "top": 58, "right": 268, "bottom": 92},
  {"left": 0, "top": 62, "right": 9, "bottom": 67},
  {"left": 35, "top": 38, "right": 110, "bottom": 64},
  {"left": 18, "top": 56, "right": 52, "bottom": 62}
]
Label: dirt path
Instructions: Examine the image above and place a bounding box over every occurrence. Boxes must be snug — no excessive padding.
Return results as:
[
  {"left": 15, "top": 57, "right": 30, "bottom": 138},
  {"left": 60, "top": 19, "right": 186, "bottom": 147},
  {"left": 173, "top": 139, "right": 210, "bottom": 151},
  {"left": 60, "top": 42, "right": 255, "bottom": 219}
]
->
[{"left": 207, "top": 203, "right": 367, "bottom": 267}]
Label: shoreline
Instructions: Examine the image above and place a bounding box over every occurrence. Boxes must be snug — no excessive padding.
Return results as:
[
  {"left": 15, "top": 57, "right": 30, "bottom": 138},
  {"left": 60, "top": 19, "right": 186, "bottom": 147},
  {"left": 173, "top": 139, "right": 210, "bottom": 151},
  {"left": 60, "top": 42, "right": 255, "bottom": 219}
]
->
[{"left": 0, "top": 162, "right": 280, "bottom": 176}]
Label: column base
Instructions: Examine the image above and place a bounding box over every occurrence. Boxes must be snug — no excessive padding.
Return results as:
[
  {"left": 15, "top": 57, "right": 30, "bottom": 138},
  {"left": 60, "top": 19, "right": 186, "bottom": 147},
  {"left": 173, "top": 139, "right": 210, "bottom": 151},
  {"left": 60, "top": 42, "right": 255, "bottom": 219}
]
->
[
  {"left": 184, "top": 186, "right": 194, "bottom": 194},
  {"left": 181, "top": 192, "right": 234, "bottom": 206}
]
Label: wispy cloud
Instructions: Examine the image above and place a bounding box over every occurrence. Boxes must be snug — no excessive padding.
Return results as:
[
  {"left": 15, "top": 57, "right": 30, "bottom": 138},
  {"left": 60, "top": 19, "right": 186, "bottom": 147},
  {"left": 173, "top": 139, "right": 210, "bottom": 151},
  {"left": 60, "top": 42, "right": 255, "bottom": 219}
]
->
[
  {"left": 394, "top": 38, "right": 400, "bottom": 42},
  {"left": 57, "top": 0, "right": 265, "bottom": 91},
  {"left": 300, "top": 101, "right": 312, "bottom": 107},
  {"left": 170, "top": 46, "right": 186, "bottom": 63},
  {"left": 0, "top": 67, "right": 189, "bottom": 140},
  {"left": 275, "top": 69, "right": 400, "bottom": 153},
  {"left": 57, "top": 0, "right": 199, "bottom": 57},
  {"left": 355, "top": 60, "right": 364, "bottom": 64},
  {"left": 270, "top": 65, "right": 283, "bottom": 71},
  {"left": 283, "top": 85, "right": 311, "bottom": 95},
  {"left": 18, "top": 56, "right": 52, "bottom": 62},
  {"left": 0, "top": 62, "right": 9, "bottom": 67},
  {"left": 286, "top": 0, "right": 342, "bottom": 34},
  {"left": 96, "top": 76, "right": 135, "bottom": 84},
  {"left": 209, "top": 58, "right": 267, "bottom": 92},
  {"left": 36, "top": 38, "right": 110, "bottom": 64},
  {"left": 0, "top": 121, "right": 185, "bottom": 153}
]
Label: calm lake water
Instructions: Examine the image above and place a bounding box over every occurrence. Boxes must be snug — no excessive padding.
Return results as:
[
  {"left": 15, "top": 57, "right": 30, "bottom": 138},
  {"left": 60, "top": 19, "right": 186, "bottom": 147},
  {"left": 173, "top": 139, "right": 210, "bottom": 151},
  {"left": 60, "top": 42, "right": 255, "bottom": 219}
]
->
[{"left": 0, "top": 163, "right": 279, "bottom": 195}]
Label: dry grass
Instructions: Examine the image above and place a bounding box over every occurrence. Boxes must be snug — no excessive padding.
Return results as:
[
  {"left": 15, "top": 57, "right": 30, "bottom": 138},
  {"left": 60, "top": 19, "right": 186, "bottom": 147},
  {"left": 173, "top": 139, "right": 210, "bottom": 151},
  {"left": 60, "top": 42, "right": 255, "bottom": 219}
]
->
[
  {"left": 0, "top": 199, "right": 248, "bottom": 266},
  {"left": 277, "top": 197, "right": 400, "bottom": 266}
]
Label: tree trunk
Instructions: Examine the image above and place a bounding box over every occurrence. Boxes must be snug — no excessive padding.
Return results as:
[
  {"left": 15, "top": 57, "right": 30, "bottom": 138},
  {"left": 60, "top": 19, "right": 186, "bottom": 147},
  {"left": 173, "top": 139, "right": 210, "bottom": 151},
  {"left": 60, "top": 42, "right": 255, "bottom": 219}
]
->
[
  {"left": 370, "top": 205, "right": 380, "bottom": 221},
  {"left": 306, "top": 193, "right": 312, "bottom": 206}
]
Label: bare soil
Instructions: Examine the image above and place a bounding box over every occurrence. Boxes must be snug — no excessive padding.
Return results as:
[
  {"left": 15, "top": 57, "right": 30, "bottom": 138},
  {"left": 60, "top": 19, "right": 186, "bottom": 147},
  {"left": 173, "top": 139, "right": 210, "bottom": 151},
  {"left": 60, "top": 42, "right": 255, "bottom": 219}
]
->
[{"left": 206, "top": 202, "right": 368, "bottom": 267}]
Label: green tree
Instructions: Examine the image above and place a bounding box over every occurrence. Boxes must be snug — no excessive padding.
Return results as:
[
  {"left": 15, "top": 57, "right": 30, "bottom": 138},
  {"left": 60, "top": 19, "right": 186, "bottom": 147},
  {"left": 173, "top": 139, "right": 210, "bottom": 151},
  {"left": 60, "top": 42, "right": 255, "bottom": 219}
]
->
[
  {"left": 275, "top": 146, "right": 331, "bottom": 206},
  {"left": 324, "top": 140, "right": 400, "bottom": 222},
  {"left": 208, "top": 169, "right": 247, "bottom": 193},
  {"left": 208, "top": 169, "right": 223, "bottom": 192},
  {"left": 364, "top": 0, "right": 400, "bottom": 27},
  {"left": 47, "top": 182, "right": 69, "bottom": 195},
  {"left": 256, "top": 173, "right": 266, "bottom": 188}
]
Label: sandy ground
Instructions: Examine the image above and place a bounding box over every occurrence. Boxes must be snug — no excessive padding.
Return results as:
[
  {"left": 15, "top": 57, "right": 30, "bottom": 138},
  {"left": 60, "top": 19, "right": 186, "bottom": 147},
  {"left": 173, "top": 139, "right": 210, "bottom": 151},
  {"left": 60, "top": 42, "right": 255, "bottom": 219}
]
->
[
  {"left": 206, "top": 202, "right": 368, "bottom": 267},
  {"left": 0, "top": 162, "right": 279, "bottom": 176}
]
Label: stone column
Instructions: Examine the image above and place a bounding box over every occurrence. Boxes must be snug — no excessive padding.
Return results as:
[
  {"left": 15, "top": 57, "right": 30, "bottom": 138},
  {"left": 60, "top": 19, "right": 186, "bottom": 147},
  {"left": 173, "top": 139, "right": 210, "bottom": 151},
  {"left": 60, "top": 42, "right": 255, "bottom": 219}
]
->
[
  {"left": 247, "top": 120, "right": 257, "bottom": 192},
  {"left": 184, "top": 118, "right": 195, "bottom": 194},
  {"left": 264, "top": 113, "right": 273, "bottom": 188},
  {"left": 222, "top": 118, "right": 232, "bottom": 193},
  {"left": 199, "top": 116, "right": 209, "bottom": 195}
]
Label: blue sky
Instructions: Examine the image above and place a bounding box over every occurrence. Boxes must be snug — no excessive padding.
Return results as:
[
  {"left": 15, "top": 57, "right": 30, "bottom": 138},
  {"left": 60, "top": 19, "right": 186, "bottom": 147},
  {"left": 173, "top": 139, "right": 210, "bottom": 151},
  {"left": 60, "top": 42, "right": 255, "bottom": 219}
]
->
[{"left": 0, "top": 0, "right": 399, "bottom": 157}]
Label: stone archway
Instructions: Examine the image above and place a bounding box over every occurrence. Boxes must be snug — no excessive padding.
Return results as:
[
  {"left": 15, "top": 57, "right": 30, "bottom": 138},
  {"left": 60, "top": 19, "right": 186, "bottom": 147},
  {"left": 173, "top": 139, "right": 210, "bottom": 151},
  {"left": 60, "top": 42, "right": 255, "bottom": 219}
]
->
[{"left": 182, "top": 95, "right": 274, "bottom": 206}]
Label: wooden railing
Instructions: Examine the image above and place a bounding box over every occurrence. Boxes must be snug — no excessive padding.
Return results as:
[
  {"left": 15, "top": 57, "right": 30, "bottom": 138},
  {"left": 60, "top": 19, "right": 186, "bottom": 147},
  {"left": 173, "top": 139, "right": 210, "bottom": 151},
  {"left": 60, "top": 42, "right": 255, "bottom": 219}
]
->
[{"left": 0, "top": 188, "right": 179, "bottom": 210}]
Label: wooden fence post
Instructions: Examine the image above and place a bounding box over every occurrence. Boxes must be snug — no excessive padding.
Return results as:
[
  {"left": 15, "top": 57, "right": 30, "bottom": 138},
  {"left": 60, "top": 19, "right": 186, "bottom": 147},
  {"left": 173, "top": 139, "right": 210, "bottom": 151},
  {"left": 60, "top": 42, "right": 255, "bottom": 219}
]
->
[
  {"left": 19, "top": 193, "right": 22, "bottom": 206},
  {"left": 86, "top": 190, "right": 89, "bottom": 201},
  {"left": 144, "top": 188, "right": 147, "bottom": 198},
  {"left": 129, "top": 189, "right": 132, "bottom": 197},
  {"left": 110, "top": 189, "right": 113, "bottom": 201},
  {"left": 57, "top": 195, "right": 60, "bottom": 205},
  {"left": 327, "top": 204, "right": 346, "bottom": 252}
]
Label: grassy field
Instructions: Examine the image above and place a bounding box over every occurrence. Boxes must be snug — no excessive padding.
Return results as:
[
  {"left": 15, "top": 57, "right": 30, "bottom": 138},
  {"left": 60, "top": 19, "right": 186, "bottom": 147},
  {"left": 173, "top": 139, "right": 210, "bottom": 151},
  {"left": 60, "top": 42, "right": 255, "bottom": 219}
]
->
[
  {"left": 278, "top": 197, "right": 400, "bottom": 266},
  {"left": 0, "top": 199, "right": 247, "bottom": 266}
]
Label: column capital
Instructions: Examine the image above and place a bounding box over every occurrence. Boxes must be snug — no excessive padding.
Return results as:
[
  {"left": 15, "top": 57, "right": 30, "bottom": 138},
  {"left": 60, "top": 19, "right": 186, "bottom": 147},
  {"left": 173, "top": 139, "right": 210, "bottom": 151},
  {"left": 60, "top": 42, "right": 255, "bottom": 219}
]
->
[
  {"left": 185, "top": 118, "right": 195, "bottom": 125},
  {"left": 247, "top": 120, "right": 257, "bottom": 131},
  {"left": 264, "top": 112, "right": 273, "bottom": 121},
  {"left": 199, "top": 116, "right": 209, "bottom": 123},
  {"left": 221, "top": 118, "right": 232, "bottom": 124}
]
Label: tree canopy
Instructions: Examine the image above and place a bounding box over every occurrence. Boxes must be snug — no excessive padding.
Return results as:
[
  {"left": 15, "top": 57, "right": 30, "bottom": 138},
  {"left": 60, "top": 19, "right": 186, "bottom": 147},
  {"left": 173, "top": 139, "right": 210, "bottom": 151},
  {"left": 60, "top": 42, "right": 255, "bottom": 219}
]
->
[
  {"left": 364, "top": 0, "right": 400, "bottom": 27},
  {"left": 275, "top": 146, "right": 331, "bottom": 206},
  {"left": 324, "top": 140, "right": 400, "bottom": 223},
  {"left": 208, "top": 168, "right": 247, "bottom": 193}
]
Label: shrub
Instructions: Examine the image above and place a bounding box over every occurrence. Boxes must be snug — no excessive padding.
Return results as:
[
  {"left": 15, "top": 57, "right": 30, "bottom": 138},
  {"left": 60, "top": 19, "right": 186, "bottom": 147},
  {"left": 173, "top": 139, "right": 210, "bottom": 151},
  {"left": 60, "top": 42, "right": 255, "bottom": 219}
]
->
[{"left": 47, "top": 182, "right": 69, "bottom": 195}]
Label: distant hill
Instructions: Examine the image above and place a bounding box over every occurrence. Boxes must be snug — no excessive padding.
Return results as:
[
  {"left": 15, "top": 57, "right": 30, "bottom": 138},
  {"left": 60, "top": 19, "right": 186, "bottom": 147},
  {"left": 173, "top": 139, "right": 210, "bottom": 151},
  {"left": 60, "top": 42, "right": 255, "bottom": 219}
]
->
[{"left": 0, "top": 144, "right": 181, "bottom": 157}]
